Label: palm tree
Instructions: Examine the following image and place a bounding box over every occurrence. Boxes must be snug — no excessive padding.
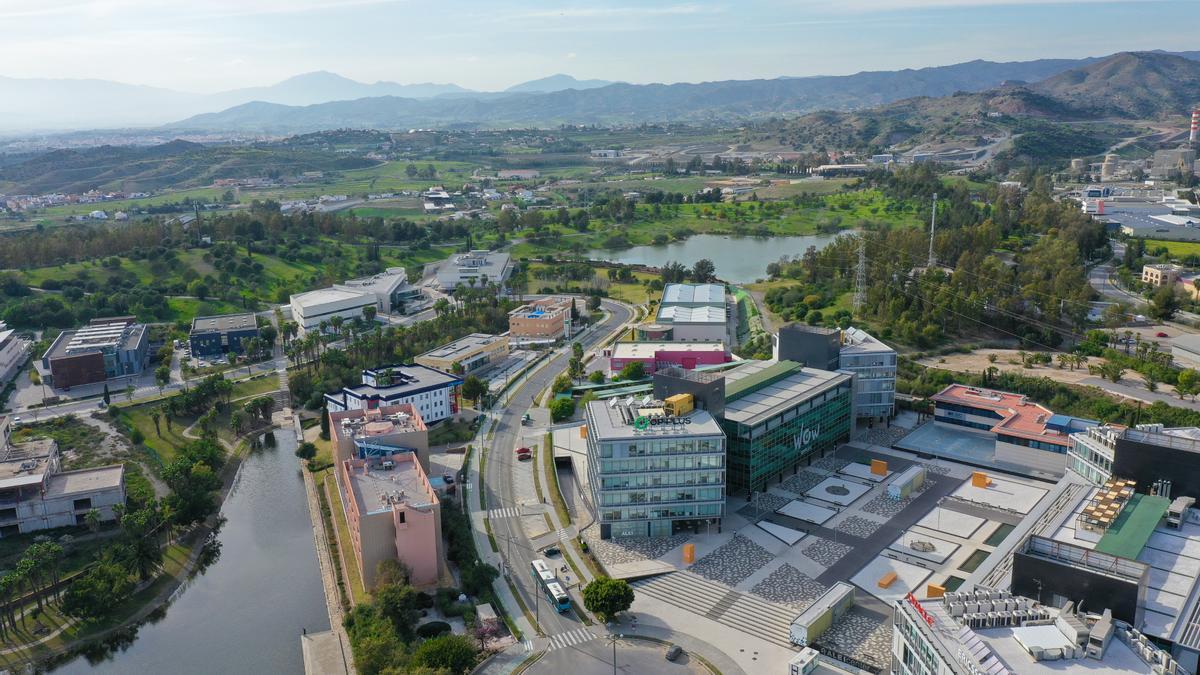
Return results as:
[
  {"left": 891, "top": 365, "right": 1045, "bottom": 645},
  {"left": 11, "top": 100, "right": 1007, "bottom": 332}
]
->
[
  {"left": 150, "top": 410, "right": 161, "bottom": 437},
  {"left": 85, "top": 507, "right": 102, "bottom": 534}
]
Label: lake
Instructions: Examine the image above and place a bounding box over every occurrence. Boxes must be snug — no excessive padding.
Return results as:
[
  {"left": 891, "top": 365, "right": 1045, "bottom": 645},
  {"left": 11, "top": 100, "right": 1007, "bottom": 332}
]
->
[
  {"left": 585, "top": 233, "right": 842, "bottom": 284},
  {"left": 51, "top": 431, "right": 330, "bottom": 674}
]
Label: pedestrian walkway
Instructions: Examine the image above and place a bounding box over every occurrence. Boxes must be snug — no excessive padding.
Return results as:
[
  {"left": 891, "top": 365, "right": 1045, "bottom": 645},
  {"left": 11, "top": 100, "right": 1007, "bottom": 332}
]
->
[
  {"left": 545, "top": 627, "right": 598, "bottom": 652},
  {"left": 631, "top": 572, "right": 795, "bottom": 649},
  {"left": 488, "top": 506, "right": 525, "bottom": 519}
]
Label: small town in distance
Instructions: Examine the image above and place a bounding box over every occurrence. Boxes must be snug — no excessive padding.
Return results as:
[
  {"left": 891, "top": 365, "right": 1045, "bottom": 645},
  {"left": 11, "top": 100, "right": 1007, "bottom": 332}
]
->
[{"left": 3, "top": 4, "right": 1200, "bottom": 674}]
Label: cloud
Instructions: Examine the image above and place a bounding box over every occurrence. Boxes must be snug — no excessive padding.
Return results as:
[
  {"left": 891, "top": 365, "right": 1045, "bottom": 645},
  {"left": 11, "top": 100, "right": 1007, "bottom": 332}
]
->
[
  {"left": 0, "top": 0, "right": 405, "bottom": 21},
  {"left": 566, "top": 52, "right": 577, "bottom": 59},
  {"left": 791, "top": 0, "right": 1139, "bottom": 9},
  {"left": 510, "top": 4, "right": 719, "bottom": 20}
]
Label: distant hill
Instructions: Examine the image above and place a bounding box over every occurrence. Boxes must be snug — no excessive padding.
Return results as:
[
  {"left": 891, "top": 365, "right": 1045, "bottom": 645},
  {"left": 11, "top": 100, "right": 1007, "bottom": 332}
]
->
[
  {"left": 1030, "top": 51, "right": 1200, "bottom": 118},
  {"left": 208, "top": 71, "right": 472, "bottom": 108},
  {"left": 505, "top": 74, "right": 616, "bottom": 93},
  {"left": 169, "top": 53, "right": 1199, "bottom": 134}
]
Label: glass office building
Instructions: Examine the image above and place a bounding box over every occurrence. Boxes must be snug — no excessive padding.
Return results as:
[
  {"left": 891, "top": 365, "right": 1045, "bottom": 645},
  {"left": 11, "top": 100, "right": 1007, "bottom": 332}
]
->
[
  {"left": 719, "top": 360, "right": 853, "bottom": 494},
  {"left": 585, "top": 399, "right": 726, "bottom": 539}
]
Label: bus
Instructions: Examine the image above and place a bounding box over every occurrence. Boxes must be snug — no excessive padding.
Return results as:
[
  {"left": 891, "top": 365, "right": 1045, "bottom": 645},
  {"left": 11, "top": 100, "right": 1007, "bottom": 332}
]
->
[{"left": 531, "top": 559, "right": 571, "bottom": 612}]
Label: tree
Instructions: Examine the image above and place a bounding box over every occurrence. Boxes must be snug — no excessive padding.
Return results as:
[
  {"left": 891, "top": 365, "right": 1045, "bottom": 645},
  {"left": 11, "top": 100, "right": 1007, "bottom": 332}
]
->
[
  {"left": 582, "top": 577, "right": 634, "bottom": 622},
  {"left": 588, "top": 370, "right": 605, "bottom": 384},
  {"left": 230, "top": 409, "right": 249, "bottom": 436},
  {"left": 461, "top": 375, "right": 487, "bottom": 406},
  {"left": 549, "top": 397, "right": 576, "bottom": 422},
  {"left": 1144, "top": 371, "right": 1159, "bottom": 393},
  {"left": 102, "top": 383, "right": 111, "bottom": 406},
  {"left": 62, "top": 561, "right": 134, "bottom": 620},
  {"left": 150, "top": 409, "right": 161, "bottom": 437},
  {"left": 155, "top": 365, "right": 170, "bottom": 394},
  {"left": 473, "top": 617, "right": 501, "bottom": 651},
  {"left": 1151, "top": 285, "right": 1180, "bottom": 321},
  {"left": 551, "top": 374, "right": 573, "bottom": 394},
  {"left": 85, "top": 507, "right": 102, "bottom": 534},
  {"left": 1178, "top": 368, "right": 1199, "bottom": 400},
  {"left": 617, "top": 360, "right": 645, "bottom": 381},
  {"left": 295, "top": 441, "right": 318, "bottom": 460},
  {"left": 374, "top": 559, "right": 411, "bottom": 589},
  {"left": 691, "top": 258, "right": 716, "bottom": 283},
  {"left": 373, "top": 583, "right": 422, "bottom": 641},
  {"left": 410, "top": 634, "right": 478, "bottom": 674}
]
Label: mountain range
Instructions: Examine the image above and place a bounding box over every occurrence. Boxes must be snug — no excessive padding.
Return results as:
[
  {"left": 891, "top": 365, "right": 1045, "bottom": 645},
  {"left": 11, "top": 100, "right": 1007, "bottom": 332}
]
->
[{"left": 166, "top": 52, "right": 1200, "bottom": 134}]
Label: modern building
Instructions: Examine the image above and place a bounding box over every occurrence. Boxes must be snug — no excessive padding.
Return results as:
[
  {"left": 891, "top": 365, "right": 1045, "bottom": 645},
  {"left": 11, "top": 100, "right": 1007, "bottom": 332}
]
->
[
  {"left": 0, "top": 323, "right": 31, "bottom": 388},
  {"left": 189, "top": 313, "right": 259, "bottom": 357},
  {"left": 584, "top": 396, "right": 726, "bottom": 539},
  {"left": 892, "top": 587, "right": 1158, "bottom": 675},
  {"left": 324, "top": 364, "right": 463, "bottom": 424},
  {"left": 290, "top": 287, "right": 377, "bottom": 336},
  {"left": 41, "top": 316, "right": 148, "bottom": 389},
  {"left": 1067, "top": 423, "right": 1200, "bottom": 498},
  {"left": 1142, "top": 263, "right": 1183, "bottom": 287},
  {"left": 508, "top": 297, "right": 574, "bottom": 343},
  {"left": 775, "top": 324, "right": 897, "bottom": 423},
  {"left": 334, "top": 267, "right": 422, "bottom": 315},
  {"left": 415, "top": 333, "right": 508, "bottom": 375},
  {"left": 329, "top": 404, "right": 430, "bottom": 472},
  {"left": 932, "top": 385, "right": 1097, "bottom": 476},
  {"left": 0, "top": 417, "right": 125, "bottom": 537},
  {"left": 435, "top": 250, "right": 512, "bottom": 290},
  {"left": 650, "top": 283, "right": 735, "bottom": 344},
  {"left": 338, "top": 451, "right": 442, "bottom": 588},
  {"left": 719, "top": 360, "right": 853, "bottom": 494},
  {"left": 604, "top": 341, "right": 728, "bottom": 376}
]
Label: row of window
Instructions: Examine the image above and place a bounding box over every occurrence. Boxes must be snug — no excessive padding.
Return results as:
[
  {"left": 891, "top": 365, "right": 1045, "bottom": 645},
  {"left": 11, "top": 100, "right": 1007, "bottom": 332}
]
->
[
  {"left": 934, "top": 414, "right": 994, "bottom": 431},
  {"left": 599, "top": 470, "right": 724, "bottom": 490},
  {"left": 595, "top": 454, "right": 726, "bottom": 474},
  {"left": 598, "top": 487, "right": 724, "bottom": 506},
  {"left": 732, "top": 383, "right": 852, "bottom": 441},
  {"left": 601, "top": 502, "right": 723, "bottom": 522},
  {"left": 997, "top": 434, "right": 1067, "bottom": 453},
  {"left": 935, "top": 402, "right": 1004, "bottom": 419},
  {"left": 597, "top": 437, "right": 724, "bottom": 459}
]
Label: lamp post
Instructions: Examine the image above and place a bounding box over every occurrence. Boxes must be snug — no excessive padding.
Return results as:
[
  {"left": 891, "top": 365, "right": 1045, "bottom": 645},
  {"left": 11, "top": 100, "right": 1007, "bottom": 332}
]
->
[{"left": 606, "top": 633, "right": 623, "bottom": 675}]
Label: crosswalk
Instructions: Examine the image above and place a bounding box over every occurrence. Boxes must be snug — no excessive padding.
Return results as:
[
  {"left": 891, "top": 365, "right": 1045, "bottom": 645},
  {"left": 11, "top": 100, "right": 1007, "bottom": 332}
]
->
[
  {"left": 487, "top": 507, "right": 523, "bottom": 519},
  {"left": 555, "top": 527, "right": 571, "bottom": 540},
  {"left": 522, "top": 639, "right": 534, "bottom": 653},
  {"left": 546, "top": 627, "right": 596, "bottom": 651}
]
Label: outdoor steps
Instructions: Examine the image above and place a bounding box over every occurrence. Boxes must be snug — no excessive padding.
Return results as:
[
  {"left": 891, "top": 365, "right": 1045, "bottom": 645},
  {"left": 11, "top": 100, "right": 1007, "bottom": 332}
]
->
[{"left": 632, "top": 571, "right": 797, "bottom": 649}]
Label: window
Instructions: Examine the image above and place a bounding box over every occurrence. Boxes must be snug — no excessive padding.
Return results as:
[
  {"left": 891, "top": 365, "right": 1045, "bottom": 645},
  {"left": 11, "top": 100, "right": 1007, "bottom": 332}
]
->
[{"left": 73, "top": 497, "right": 92, "bottom": 511}]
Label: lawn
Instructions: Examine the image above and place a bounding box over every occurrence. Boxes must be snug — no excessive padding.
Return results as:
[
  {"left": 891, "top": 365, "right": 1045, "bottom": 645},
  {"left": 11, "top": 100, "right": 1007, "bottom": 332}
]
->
[
  {"left": 428, "top": 418, "right": 476, "bottom": 446},
  {"left": 324, "top": 473, "right": 369, "bottom": 604},
  {"left": 1145, "top": 239, "right": 1200, "bottom": 259}
]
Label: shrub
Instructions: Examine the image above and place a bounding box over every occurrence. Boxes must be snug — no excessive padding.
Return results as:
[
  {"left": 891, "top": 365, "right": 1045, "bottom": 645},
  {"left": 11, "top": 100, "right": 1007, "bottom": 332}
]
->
[{"left": 416, "top": 621, "right": 452, "bottom": 639}]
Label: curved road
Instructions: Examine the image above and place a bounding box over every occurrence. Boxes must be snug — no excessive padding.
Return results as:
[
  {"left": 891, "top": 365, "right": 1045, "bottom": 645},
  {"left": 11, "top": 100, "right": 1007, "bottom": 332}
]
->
[{"left": 483, "top": 298, "right": 632, "bottom": 636}]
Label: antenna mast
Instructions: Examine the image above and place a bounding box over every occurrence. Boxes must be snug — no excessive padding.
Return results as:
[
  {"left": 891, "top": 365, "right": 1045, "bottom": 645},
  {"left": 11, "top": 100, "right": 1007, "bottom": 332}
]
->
[
  {"left": 853, "top": 236, "right": 867, "bottom": 315},
  {"left": 927, "top": 192, "right": 938, "bottom": 268}
]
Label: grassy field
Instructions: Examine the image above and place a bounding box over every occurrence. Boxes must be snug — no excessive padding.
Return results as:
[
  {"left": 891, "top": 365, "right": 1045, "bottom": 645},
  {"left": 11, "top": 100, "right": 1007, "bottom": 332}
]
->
[{"left": 1145, "top": 239, "right": 1200, "bottom": 259}]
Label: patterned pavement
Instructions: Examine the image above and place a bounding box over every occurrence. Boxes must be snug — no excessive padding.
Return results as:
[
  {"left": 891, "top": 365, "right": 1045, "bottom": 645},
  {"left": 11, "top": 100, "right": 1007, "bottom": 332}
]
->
[
  {"left": 801, "top": 536, "right": 854, "bottom": 568},
  {"left": 779, "top": 470, "right": 826, "bottom": 496},
  {"left": 820, "top": 608, "right": 891, "bottom": 669},
  {"left": 581, "top": 526, "right": 690, "bottom": 566},
  {"left": 689, "top": 534, "right": 775, "bottom": 586},
  {"left": 833, "top": 515, "right": 884, "bottom": 538},
  {"left": 751, "top": 563, "right": 828, "bottom": 609}
]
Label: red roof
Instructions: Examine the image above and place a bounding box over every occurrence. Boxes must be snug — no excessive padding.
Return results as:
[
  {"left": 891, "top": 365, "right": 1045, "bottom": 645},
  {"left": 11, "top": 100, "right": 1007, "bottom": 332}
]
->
[{"left": 931, "top": 384, "right": 1069, "bottom": 446}]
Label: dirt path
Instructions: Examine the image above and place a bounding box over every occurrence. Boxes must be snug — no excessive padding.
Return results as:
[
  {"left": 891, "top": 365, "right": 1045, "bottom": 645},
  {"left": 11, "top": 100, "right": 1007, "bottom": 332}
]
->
[{"left": 77, "top": 414, "right": 170, "bottom": 498}]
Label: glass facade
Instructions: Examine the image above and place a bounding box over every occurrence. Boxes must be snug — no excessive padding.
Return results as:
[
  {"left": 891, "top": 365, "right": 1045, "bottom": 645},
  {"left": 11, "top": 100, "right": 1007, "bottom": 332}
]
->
[
  {"left": 1067, "top": 431, "right": 1115, "bottom": 485},
  {"left": 722, "top": 382, "right": 852, "bottom": 494},
  {"left": 840, "top": 350, "right": 897, "bottom": 420},
  {"left": 586, "top": 407, "right": 726, "bottom": 539}
]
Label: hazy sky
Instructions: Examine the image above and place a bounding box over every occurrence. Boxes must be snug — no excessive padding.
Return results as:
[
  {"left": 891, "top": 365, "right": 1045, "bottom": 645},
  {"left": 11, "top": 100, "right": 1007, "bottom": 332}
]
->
[{"left": 2, "top": 0, "right": 1193, "bottom": 92}]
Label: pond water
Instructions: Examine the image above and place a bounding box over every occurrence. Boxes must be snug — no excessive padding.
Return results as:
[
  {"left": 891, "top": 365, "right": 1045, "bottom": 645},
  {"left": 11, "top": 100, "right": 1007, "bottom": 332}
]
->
[
  {"left": 585, "top": 233, "right": 842, "bottom": 284},
  {"left": 51, "top": 431, "right": 329, "bottom": 674}
]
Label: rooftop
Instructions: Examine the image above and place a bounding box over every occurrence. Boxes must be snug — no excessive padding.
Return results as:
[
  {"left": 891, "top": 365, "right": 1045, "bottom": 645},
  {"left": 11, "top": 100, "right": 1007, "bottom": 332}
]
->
[
  {"left": 0, "top": 439, "right": 56, "bottom": 489},
  {"left": 337, "top": 267, "right": 409, "bottom": 294},
  {"left": 417, "top": 333, "right": 505, "bottom": 361},
  {"left": 586, "top": 398, "right": 724, "bottom": 443},
  {"left": 610, "top": 341, "right": 726, "bottom": 358},
  {"left": 290, "top": 286, "right": 373, "bottom": 308},
  {"left": 45, "top": 318, "right": 144, "bottom": 360},
  {"left": 722, "top": 359, "right": 850, "bottom": 427},
  {"left": 330, "top": 404, "right": 427, "bottom": 442},
  {"left": 342, "top": 364, "right": 462, "bottom": 399},
  {"left": 1094, "top": 493, "right": 1170, "bottom": 559},
  {"left": 191, "top": 312, "right": 257, "bottom": 334},
  {"left": 660, "top": 283, "right": 726, "bottom": 306},
  {"left": 44, "top": 465, "right": 124, "bottom": 497},
  {"left": 345, "top": 454, "right": 436, "bottom": 515},
  {"left": 933, "top": 384, "right": 1091, "bottom": 446},
  {"left": 510, "top": 297, "right": 572, "bottom": 318},
  {"left": 655, "top": 305, "right": 727, "bottom": 324},
  {"left": 840, "top": 327, "right": 894, "bottom": 355}
]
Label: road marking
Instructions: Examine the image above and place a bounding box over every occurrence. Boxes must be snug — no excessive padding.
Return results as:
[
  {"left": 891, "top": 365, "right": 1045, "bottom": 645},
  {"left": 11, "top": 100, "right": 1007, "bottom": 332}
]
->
[
  {"left": 546, "top": 627, "right": 595, "bottom": 651},
  {"left": 556, "top": 528, "right": 571, "bottom": 540},
  {"left": 488, "top": 507, "right": 522, "bottom": 519},
  {"left": 522, "top": 639, "right": 534, "bottom": 653}
]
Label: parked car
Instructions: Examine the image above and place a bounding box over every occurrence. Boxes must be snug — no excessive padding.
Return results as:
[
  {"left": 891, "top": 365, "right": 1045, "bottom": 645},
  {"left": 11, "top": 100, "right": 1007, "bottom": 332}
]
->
[
  {"left": 665, "top": 645, "right": 683, "bottom": 661},
  {"left": 544, "top": 546, "right": 561, "bottom": 557},
  {"left": 516, "top": 446, "right": 531, "bottom": 456},
  {"left": 443, "top": 471, "right": 455, "bottom": 484},
  {"left": 1156, "top": 332, "right": 1169, "bottom": 338},
  {"left": 517, "top": 452, "right": 533, "bottom": 461},
  {"left": 521, "top": 413, "right": 532, "bottom": 426}
]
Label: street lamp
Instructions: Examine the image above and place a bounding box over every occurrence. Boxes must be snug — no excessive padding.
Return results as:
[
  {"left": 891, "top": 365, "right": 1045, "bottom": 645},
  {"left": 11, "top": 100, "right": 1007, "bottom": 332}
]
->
[{"left": 605, "top": 633, "right": 623, "bottom": 675}]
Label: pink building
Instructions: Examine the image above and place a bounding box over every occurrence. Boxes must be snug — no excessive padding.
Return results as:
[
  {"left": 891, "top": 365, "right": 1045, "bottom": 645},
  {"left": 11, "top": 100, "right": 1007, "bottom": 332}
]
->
[
  {"left": 339, "top": 452, "right": 443, "bottom": 589},
  {"left": 329, "top": 404, "right": 430, "bottom": 472},
  {"left": 605, "top": 341, "right": 729, "bottom": 376}
]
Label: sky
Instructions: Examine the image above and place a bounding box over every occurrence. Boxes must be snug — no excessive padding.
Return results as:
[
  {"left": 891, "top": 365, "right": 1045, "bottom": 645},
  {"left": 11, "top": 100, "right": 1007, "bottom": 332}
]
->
[{"left": 1, "top": 0, "right": 1194, "bottom": 92}]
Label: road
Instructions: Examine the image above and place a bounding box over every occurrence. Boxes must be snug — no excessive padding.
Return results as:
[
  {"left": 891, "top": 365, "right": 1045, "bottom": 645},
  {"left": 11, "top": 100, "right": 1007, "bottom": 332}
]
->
[
  {"left": 482, "top": 298, "right": 632, "bottom": 637},
  {"left": 1088, "top": 242, "right": 1200, "bottom": 324}
]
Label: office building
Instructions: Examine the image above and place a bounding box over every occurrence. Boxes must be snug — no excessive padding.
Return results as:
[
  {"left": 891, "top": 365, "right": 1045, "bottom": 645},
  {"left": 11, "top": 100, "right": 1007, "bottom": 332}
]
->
[
  {"left": 335, "top": 267, "right": 422, "bottom": 315},
  {"left": 189, "top": 313, "right": 259, "bottom": 357},
  {"left": 41, "top": 316, "right": 148, "bottom": 389},
  {"left": 415, "top": 333, "right": 508, "bottom": 374},
  {"left": 338, "top": 451, "right": 442, "bottom": 588},
  {"left": 776, "top": 324, "right": 897, "bottom": 422},
  {"left": 0, "top": 323, "right": 31, "bottom": 388},
  {"left": 584, "top": 396, "right": 726, "bottom": 539},
  {"left": 324, "top": 364, "right": 462, "bottom": 424},
  {"left": 719, "top": 360, "right": 853, "bottom": 494},
  {"left": 0, "top": 416, "right": 125, "bottom": 537},
  {"left": 508, "top": 297, "right": 574, "bottom": 342},
  {"left": 1068, "top": 422, "right": 1200, "bottom": 498},
  {"left": 932, "top": 384, "right": 1096, "bottom": 476},
  {"left": 649, "top": 283, "right": 735, "bottom": 344},
  {"left": 329, "top": 403, "right": 430, "bottom": 471},
  {"left": 290, "top": 287, "right": 377, "bottom": 335},
  {"left": 892, "top": 587, "right": 1156, "bottom": 675},
  {"left": 435, "top": 250, "right": 512, "bottom": 290},
  {"left": 604, "top": 341, "right": 728, "bottom": 376},
  {"left": 1142, "top": 263, "right": 1183, "bottom": 287}
]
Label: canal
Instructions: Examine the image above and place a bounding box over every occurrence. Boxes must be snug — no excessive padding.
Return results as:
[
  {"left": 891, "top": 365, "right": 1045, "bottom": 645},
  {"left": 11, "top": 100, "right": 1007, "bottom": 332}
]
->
[
  {"left": 51, "top": 430, "right": 330, "bottom": 674},
  {"left": 585, "top": 233, "right": 842, "bottom": 284}
]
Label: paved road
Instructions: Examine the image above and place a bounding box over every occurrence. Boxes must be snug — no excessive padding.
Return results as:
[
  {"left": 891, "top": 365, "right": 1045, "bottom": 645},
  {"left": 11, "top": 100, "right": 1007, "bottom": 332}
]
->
[{"left": 483, "top": 299, "right": 632, "bottom": 637}]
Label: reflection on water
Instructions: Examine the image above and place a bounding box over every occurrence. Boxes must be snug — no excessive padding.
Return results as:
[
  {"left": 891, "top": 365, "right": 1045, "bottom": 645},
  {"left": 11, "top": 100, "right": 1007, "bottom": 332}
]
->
[{"left": 585, "top": 233, "right": 842, "bottom": 284}]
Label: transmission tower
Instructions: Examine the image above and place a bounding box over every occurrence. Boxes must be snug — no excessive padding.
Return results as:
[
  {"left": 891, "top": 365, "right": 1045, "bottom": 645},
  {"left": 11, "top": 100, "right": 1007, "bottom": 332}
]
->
[
  {"left": 927, "top": 192, "right": 938, "bottom": 268},
  {"left": 853, "top": 236, "right": 867, "bottom": 315}
]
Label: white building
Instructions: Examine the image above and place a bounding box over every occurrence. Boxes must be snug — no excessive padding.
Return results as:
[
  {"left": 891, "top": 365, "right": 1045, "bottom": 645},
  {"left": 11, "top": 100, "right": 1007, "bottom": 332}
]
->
[
  {"left": 0, "top": 418, "right": 125, "bottom": 537},
  {"left": 290, "top": 287, "right": 376, "bottom": 335},
  {"left": 838, "top": 327, "right": 897, "bottom": 422},
  {"left": 0, "top": 323, "right": 31, "bottom": 388},
  {"left": 648, "top": 283, "right": 735, "bottom": 344},
  {"left": 435, "top": 250, "right": 512, "bottom": 290},
  {"left": 333, "top": 267, "right": 422, "bottom": 315},
  {"left": 324, "top": 364, "right": 463, "bottom": 424}
]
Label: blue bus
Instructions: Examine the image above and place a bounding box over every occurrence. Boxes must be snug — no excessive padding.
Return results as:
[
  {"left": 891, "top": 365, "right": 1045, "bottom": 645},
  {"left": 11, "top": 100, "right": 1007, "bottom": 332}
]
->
[{"left": 531, "top": 559, "right": 571, "bottom": 612}]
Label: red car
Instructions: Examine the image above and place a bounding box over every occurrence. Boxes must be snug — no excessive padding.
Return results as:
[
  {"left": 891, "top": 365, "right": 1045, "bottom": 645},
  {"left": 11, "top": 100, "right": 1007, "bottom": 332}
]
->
[
  {"left": 1156, "top": 332, "right": 1169, "bottom": 338},
  {"left": 516, "top": 447, "right": 532, "bottom": 461}
]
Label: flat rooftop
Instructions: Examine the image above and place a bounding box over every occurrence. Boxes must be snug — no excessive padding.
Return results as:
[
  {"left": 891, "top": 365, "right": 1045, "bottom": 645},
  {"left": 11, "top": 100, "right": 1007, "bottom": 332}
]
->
[
  {"left": 290, "top": 286, "right": 373, "bottom": 308},
  {"left": 610, "top": 341, "right": 726, "bottom": 358},
  {"left": 346, "top": 456, "right": 435, "bottom": 514},
  {"left": 586, "top": 399, "right": 724, "bottom": 443},
  {"left": 656, "top": 305, "right": 726, "bottom": 324},
  {"left": 44, "top": 465, "right": 124, "bottom": 497},
  {"left": 933, "top": 384, "right": 1079, "bottom": 446},
  {"left": 46, "top": 319, "right": 144, "bottom": 359},
  {"left": 840, "top": 326, "right": 894, "bottom": 355},
  {"left": 417, "top": 333, "right": 504, "bottom": 360},
  {"left": 191, "top": 313, "right": 257, "bottom": 333},
  {"left": 338, "top": 267, "right": 408, "bottom": 293},
  {"left": 344, "top": 364, "right": 461, "bottom": 398},
  {"left": 0, "top": 439, "right": 55, "bottom": 489},
  {"left": 661, "top": 283, "right": 725, "bottom": 306},
  {"left": 331, "top": 405, "right": 426, "bottom": 442},
  {"left": 722, "top": 359, "right": 850, "bottom": 427}
]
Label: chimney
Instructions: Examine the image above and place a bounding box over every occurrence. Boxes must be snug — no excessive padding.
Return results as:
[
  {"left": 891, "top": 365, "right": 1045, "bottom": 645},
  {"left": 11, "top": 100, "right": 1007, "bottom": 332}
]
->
[{"left": 1192, "top": 108, "right": 1200, "bottom": 144}]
